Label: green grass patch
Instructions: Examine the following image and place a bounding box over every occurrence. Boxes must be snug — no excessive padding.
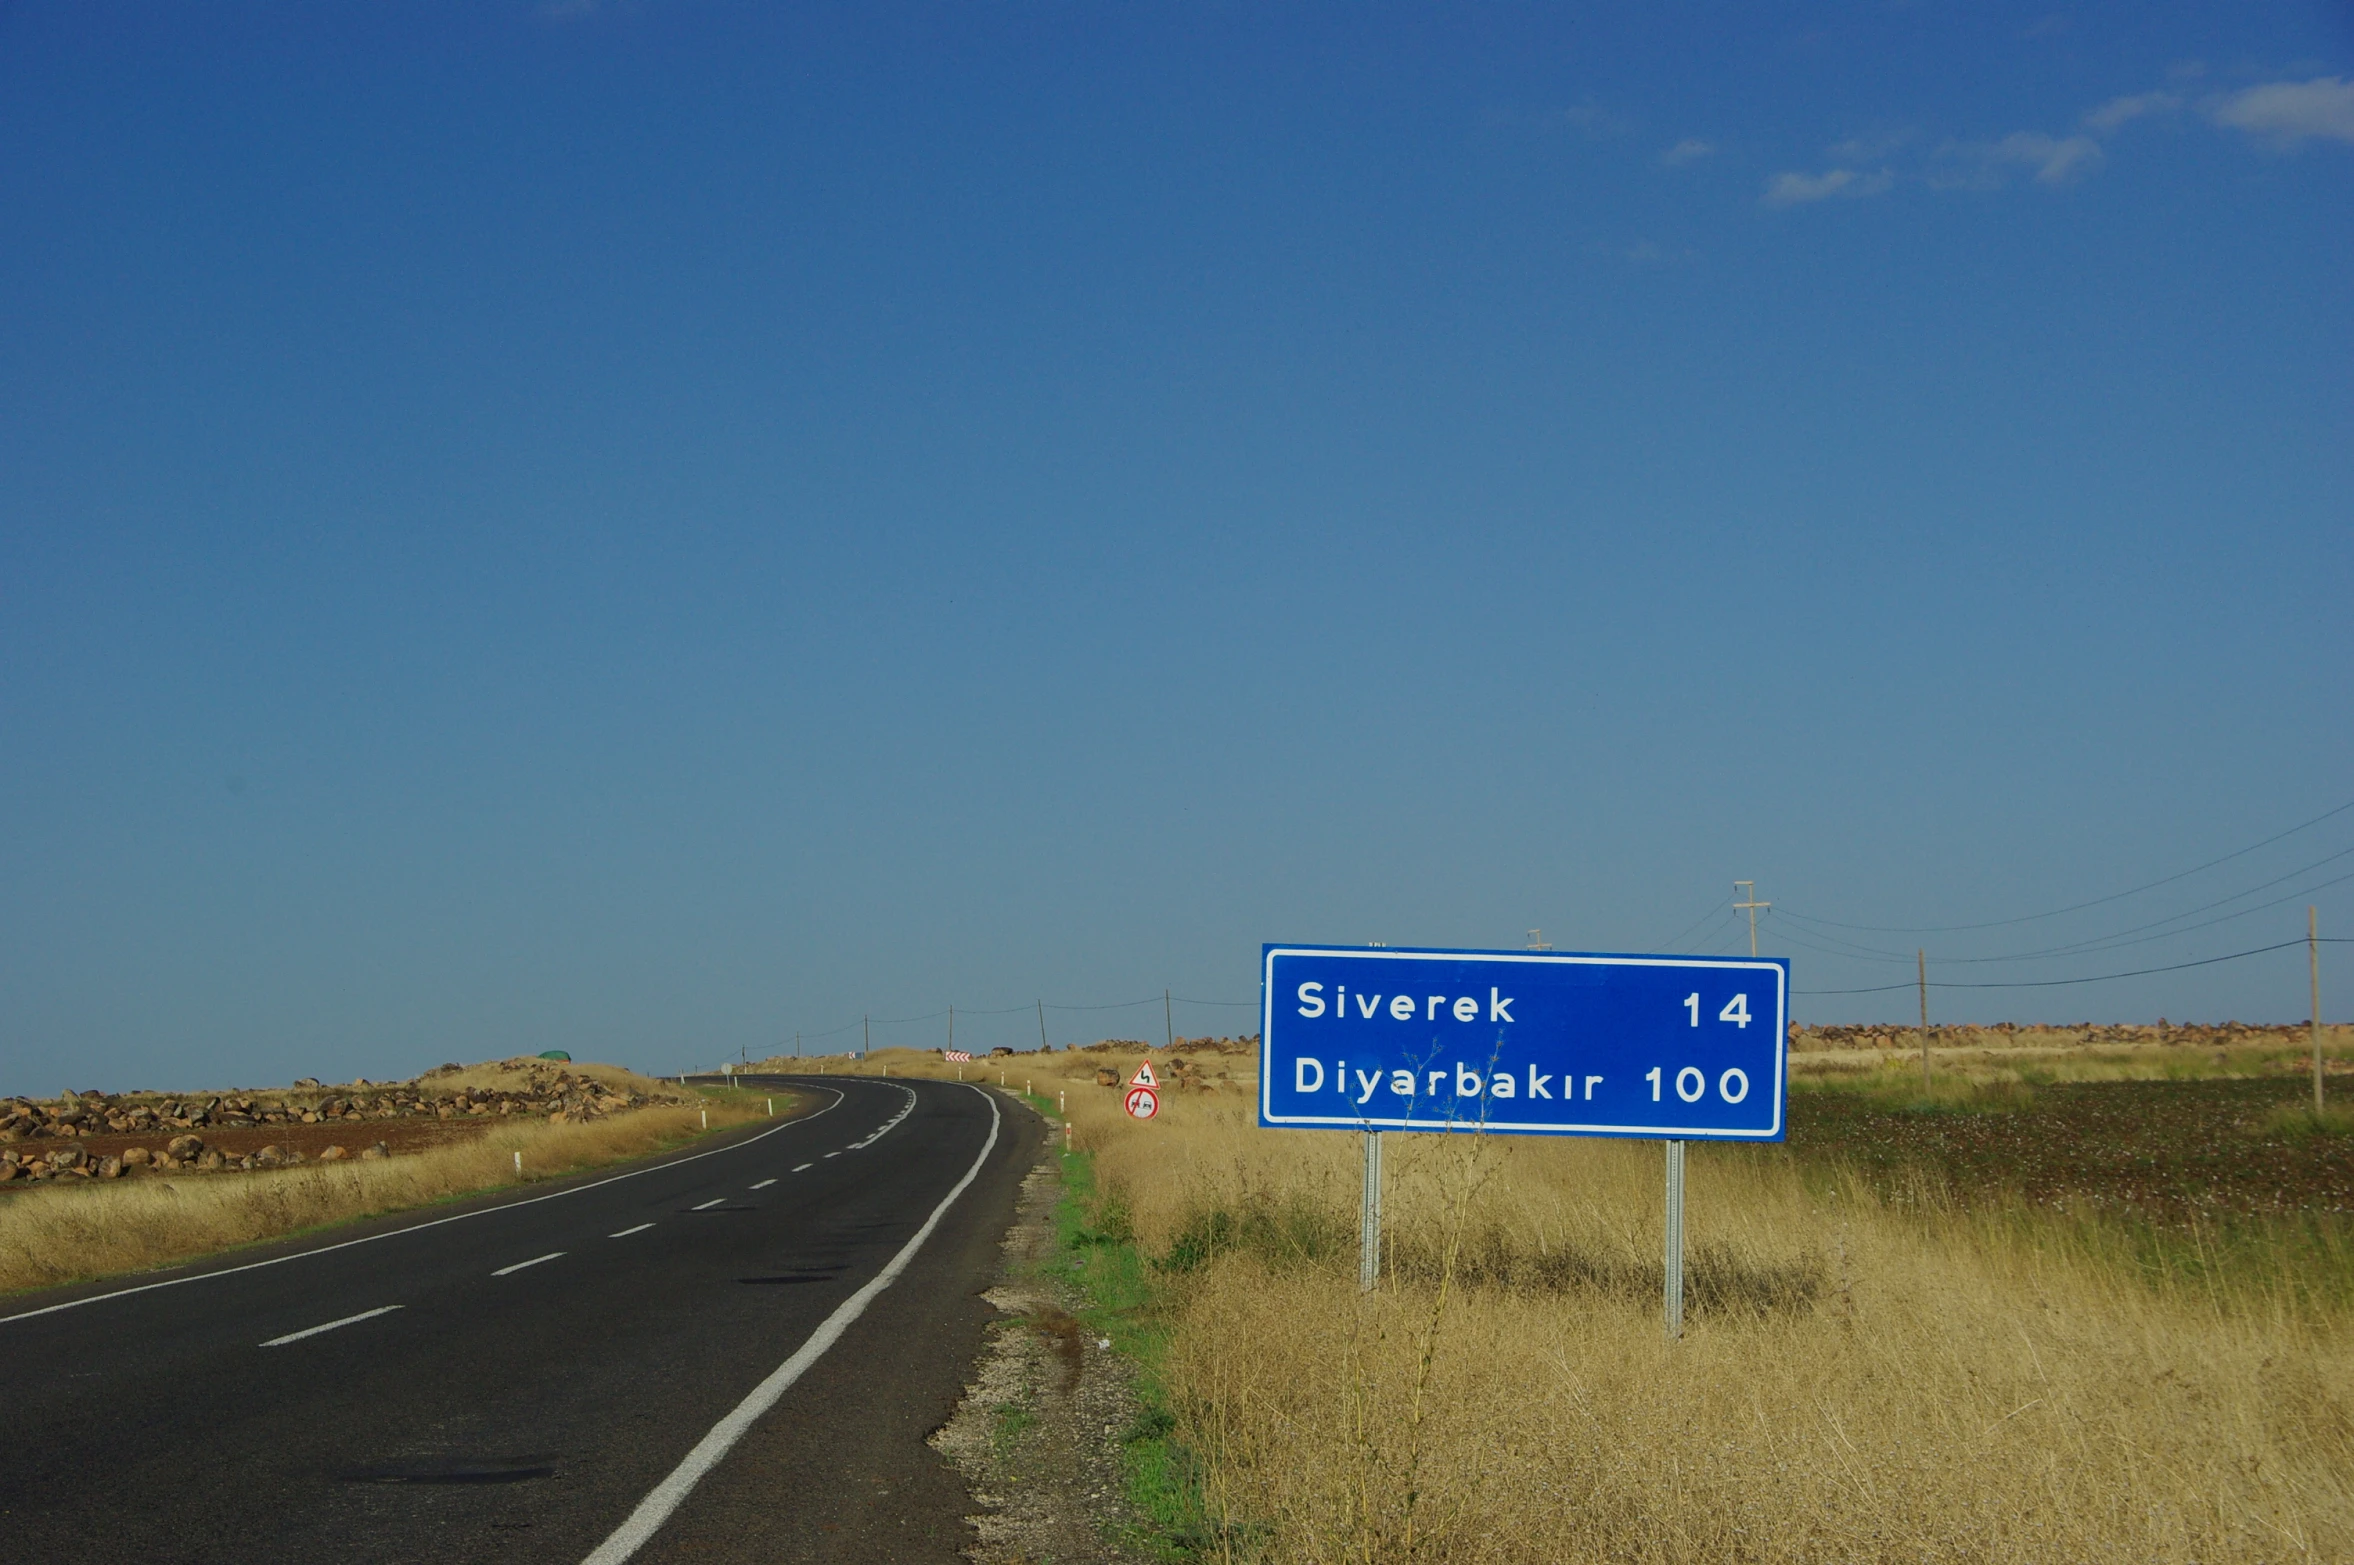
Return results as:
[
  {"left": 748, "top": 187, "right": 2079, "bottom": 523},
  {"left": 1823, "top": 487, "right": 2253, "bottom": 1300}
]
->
[{"left": 1050, "top": 1123, "right": 1234, "bottom": 1560}]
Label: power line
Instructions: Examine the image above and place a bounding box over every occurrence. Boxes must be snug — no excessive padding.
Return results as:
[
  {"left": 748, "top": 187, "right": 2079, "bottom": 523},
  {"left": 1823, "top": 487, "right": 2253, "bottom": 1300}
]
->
[
  {"left": 1794, "top": 937, "right": 2315, "bottom": 995},
  {"left": 1777, "top": 794, "right": 2354, "bottom": 934},
  {"left": 1774, "top": 844, "right": 2354, "bottom": 963},
  {"left": 1658, "top": 903, "right": 1732, "bottom": 951},
  {"left": 1929, "top": 938, "right": 2306, "bottom": 990}
]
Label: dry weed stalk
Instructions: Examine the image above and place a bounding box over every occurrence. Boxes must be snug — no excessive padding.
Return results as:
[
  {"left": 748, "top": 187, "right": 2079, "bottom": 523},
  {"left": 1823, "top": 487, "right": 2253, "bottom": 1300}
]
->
[
  {"left": 1005, "top": 1044, "right": 2354, "bottom": 1563},
  {"left": 0, "top": 1097, "right": 768, "bottom": 1297}
]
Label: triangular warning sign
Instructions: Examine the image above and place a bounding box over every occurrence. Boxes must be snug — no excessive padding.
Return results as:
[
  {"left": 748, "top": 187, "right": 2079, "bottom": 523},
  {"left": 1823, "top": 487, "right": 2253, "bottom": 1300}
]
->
[{"left": 1129, "top": 1061, "right": 1159, "bottom": 1089}]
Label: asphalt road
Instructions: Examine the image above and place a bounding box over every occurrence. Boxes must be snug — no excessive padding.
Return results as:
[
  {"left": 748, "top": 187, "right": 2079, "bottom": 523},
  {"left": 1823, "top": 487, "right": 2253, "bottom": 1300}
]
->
[{"left": 0, "top": 1074, "right": 1043, "bottom": 1563}]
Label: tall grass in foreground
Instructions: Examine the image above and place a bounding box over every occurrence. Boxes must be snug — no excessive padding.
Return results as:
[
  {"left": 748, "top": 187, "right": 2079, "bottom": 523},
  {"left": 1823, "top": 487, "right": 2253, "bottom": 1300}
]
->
[
  {"left": 1031, "top": 1055, "right": 2354, "bottom": 1563},
  {"left": 0, "top": 1095, "right": 772, "bottom": 1298}
]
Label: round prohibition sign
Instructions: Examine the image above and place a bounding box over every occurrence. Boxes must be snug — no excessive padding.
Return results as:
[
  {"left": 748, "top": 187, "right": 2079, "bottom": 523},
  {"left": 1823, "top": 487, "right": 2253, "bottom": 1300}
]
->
[{"left": 1124, "top": 1085, "right": 1160, "bottom": 1120}]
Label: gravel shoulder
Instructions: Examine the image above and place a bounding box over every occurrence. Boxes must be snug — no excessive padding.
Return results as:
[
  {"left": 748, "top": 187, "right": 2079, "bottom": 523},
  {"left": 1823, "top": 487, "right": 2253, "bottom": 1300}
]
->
[{"left": 933, "top": 1140, "right": 1148, "bottom": 1565}]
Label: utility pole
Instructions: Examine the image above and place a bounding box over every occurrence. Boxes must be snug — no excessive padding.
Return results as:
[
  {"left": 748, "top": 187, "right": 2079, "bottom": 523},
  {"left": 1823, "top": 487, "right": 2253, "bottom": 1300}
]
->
[
  {"left": 1526, "top": 930, "right": 1551, "bottom": 951},
  {"left": 1164, "top": 990, "right": 1173, "bottom": 1051},
  {"left": 862, "top": 1015, "right": 869, "bottom": 1059},
  {"left": 1733, "top": 881, "right": 1769, "bottom": 958},
  {"left": 2313, "top": 907, "right": 2325, "bottom": 1115},
  {"left": 948, "top": 1004, "right": 955, "bottom": 1054},
  {"left": 1918, "top": 950, "right": 1930, "bottom": 1092},
  {"left": 1037, "top": 999, "right": 1047, "bottom": 1051}
]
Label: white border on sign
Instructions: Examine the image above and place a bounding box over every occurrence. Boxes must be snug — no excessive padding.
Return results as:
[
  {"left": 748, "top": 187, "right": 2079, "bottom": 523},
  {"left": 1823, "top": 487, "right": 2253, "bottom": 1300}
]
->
[{"left": 1256, "top": 946, "right": 1788, "bottom": 1140}]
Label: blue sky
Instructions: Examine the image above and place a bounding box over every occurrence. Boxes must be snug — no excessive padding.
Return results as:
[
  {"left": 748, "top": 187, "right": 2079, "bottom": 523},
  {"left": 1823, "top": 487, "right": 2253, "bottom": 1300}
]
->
[{"left": 3, "top": 3, "right": 2350, "bottom": 1091}]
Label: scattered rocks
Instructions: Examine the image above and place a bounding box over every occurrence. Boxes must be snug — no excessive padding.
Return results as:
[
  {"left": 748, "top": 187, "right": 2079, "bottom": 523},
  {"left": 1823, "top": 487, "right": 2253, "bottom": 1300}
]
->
[{"left": 0, "top": 1065, "right": 666, "bottom": 1192}]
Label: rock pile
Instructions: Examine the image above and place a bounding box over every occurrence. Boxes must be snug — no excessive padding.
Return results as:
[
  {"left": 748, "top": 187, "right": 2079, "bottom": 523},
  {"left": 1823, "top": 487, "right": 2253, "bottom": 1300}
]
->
[
  {"left": 1794, "top": 1021, "right": 2339, "bottom": 1052},
  {"left": 0, "top": 1137, "right": 395, "bottom": 1183},
  {"left": 0, "top": 1067, "right": 654, "bottom": 1185}
]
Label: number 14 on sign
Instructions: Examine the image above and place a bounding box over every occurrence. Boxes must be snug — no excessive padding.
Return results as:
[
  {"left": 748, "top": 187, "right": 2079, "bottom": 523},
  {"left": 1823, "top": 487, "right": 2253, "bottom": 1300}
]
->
[{"left": 1684, "top": 991, "right": 1750, "bottom": 1027}]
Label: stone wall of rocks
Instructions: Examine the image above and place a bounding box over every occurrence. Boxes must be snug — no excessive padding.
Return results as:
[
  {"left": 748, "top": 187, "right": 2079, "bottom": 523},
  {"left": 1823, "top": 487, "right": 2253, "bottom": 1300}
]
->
[
  {"left": 0, "top": 1068, "right": 655, "bottom": 1186},
  {"left": 1791, "top": 1020, "right": 2353, "bottom": 1052}
]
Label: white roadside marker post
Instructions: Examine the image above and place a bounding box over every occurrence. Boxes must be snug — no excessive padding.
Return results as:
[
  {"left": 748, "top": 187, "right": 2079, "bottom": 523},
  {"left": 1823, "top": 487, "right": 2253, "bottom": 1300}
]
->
[
  {"left": 767, "top": 1098, "right": 774, "bottom": 1117},
  {"left": 1664, "top": 1140, "right": 1686, "bottom": 1340},
  {"left": 1358, "top": 1129, "right": 1382, "bottom": 1292},
  {"left": 514, "top": 1151, "right": 522, "bottom": 1178},
  {"left": 701, "top": 1108, "right": 708, "bottom": 1130}
]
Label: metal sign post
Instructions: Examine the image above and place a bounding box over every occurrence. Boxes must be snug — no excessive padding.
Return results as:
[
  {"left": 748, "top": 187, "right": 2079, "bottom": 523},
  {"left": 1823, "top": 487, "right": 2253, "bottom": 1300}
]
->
[
  {"left": 1663, "top": 1139, "right": 1685, "bottom": 1339},
  {"left": 1259, "top": 943, "right": 1789, "bottom": 1339}
]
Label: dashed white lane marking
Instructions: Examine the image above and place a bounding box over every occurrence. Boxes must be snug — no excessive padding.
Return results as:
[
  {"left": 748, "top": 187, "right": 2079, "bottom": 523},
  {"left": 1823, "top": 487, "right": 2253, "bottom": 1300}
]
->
[
  {"left": 690, "top": 1198, "right": 727, "bottom": 1211},
  {"left": 492, "top": 1252, "right": 565, "bottom": 1276},
  {"left": 610, "top": 1223, "right": 655, "bottom": 1238},
  {"left": 823, "top": 1152, "right": 840, "bottom": 1159},
  {"left": 580, "top": 1083, "right": 1000, "bottom": 1565},
  {"left": 791, "top": 1163, "right": 812, "bottom": 1172},
  {"left": 749, "top": 1179, "right": 776, "bottom": 1190},
  {"left": 844, "top": 1086, "right": 919, "bottom": 1149},
  {"left": 0, "top": 1088, "right": 850, "bottom": 1328},
  {"left": 260, "top": 1305, "right": 402, "bottom": 1347}
]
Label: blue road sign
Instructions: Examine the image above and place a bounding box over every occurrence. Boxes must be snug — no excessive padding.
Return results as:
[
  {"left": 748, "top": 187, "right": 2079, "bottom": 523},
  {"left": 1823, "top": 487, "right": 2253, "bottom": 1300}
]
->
[{"left": 1259, "top": 944, "right": 1789, "bottom": 1140}]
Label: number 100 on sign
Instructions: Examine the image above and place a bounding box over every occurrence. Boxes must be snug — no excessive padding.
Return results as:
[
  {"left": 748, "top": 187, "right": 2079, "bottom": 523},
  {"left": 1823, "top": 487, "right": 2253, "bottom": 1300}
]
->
[{"left": 1258, "top": 945, "right": 1789, "bottom": 1141}]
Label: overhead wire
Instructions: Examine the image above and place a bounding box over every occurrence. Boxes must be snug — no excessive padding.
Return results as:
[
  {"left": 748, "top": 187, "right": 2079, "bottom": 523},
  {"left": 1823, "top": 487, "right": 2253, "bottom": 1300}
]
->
[
  {"left": 1773, "top": 844, "right": 2354, "bottom": 963},
  {"left": 1774, "top": 794, "right": 2354, "bottom": 934}
]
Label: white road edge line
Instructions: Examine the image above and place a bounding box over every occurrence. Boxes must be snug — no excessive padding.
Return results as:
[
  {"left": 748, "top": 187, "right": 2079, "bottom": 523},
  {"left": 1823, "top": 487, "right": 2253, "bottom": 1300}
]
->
[
  {"left": 259, "top": 1304, "right": 402, "bottom": 1347},
  {"left": 492, "top": 1252, "right": 565, "bottom": 1276},
  {"left": 0, "top": 1085, "right": 854, "bottom": 1326},
  {"left": 748, "top": 1179, "right": 776, "bottom": 1190},
  {"left": 609, "top": 1224, "right": 655, "bottom": 1238},
  {"left": 690, "top": 1198, "right": 727, "bottom": 1211},
  {"left": 791, "top": 1163, "right": 812, "bottom": 1172},
  {"left": 579, "top": 1084, "right": 1001, "bottom": 1565}
]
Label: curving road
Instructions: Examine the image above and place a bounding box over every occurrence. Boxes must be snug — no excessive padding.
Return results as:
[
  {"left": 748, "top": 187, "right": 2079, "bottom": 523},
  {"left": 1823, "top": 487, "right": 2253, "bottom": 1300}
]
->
[{"left": 0, "top": 1075, "right": 1042, "bottom": 1563}]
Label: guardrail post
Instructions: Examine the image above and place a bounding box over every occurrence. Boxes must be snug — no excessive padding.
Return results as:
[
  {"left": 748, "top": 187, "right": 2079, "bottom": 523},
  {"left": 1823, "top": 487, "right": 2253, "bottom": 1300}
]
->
[
  {"left": 1664, "top": 1139, "right": 1685, "bottom": 1339},
  {"left": 1358, "top": 1129, "right": 1383, "bottom": 1292}
]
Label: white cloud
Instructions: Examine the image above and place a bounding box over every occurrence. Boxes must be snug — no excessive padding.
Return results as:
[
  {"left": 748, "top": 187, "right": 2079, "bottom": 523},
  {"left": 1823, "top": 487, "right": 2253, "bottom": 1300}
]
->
[
  {"left": 1992, "top": 131, "right": 2105, "bottom": 183},
  {"left": 2206, "top": 76, "right": 2354, "bottom": 147},
  {"left": 1491, "top": 100, "right": 1631, "bottom": 139},
  {"left": 1828, "top": 131, "right": 1913, "bottom": 163},
  {"left": 2083, "top": 91, "right": 2181, "bottom": 133},
  {"left": 1761, "top": 167, "right": 1893, "bottom": 207},
  {"left": 1658, "top": 138, "right": 1715, "bottom": 167}
]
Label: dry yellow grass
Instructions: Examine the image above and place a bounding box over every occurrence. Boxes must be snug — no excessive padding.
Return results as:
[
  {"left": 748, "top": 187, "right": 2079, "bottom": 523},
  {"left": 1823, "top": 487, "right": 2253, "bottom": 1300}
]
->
[
  {"left": 1020, "top": 1044, "right": 2354, "bottom": 1563},
  {"left": 413, "top": 1057, "right": 696, "bottom": 1101},
  {"left": 0, "top": 1088, "right": 778, "bottom": 1299}
]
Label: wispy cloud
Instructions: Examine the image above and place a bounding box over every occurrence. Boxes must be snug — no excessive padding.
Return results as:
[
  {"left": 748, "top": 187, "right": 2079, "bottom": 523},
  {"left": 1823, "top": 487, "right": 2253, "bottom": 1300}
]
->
[
  {"left": 2083, "top": 91, "right": 2181, "bottom": 133},
  {"left": 1658, "top": 138, "right": 1715, "bottom": 167},
  {"left": 1490, "top": 100, "right": 1631, "bottom": 139},
  {"left": 1761, "top": 167, "right": 1893, "bottom": 207},
  {"left": 1991, "top": 131, "right": 2105, "bottom": 184},
  {"left": 1827, "top": 131, "right": 1914, "bottom": 163},
  {"left": 2205, "top": 76, "right": 2354, "bottom": 148}
]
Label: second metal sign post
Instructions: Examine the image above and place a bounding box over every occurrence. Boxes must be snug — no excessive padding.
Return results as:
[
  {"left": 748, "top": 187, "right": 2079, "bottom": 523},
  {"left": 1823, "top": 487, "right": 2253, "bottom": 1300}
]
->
[{"left": 1259, "top": 944, "right": 1791, "bottom": 1335}]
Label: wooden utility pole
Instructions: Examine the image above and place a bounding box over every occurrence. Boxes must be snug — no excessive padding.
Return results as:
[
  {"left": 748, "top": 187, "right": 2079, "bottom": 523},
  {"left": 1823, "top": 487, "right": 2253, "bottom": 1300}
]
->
[
  {"left": 1918, "top": 949, "right": 1930, "bottom": 1091},
  {"left": 1164, "top": 990, "right": 1173, "bottom": 1050},
  {"left": 2314, "top": 907, "right": 2325, "bottom": 1115},
  {"left": 1733, "top": 881, "right": 1770, "bottom": 958},
  {"left": 948, "top": 1004, "right": 955, "bottom": 1054},
  {"left": 1037, "top": 999, "right": 1048, "bottom": 1051},
  {"left": 862, "top": 1015, "right": 869, "bottom": 1058}
]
